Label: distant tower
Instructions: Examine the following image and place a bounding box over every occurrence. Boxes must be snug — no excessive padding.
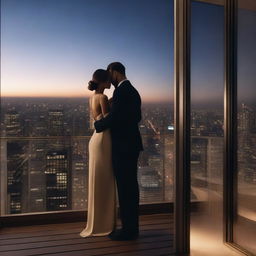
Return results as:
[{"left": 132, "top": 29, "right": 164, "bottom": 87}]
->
[
  {"left": 48, "top": 109, "right": 64, "bottom": 136},
  {"left": 238, "top": 103, "right": 253, "bottom": 132},
  {"left": 237, "top": 103, "right": 255, "bottom": 183},
  {"left": 45, "top": 150, "right": 71, "bottom": 211},
  {"left": 27, "top": 140, "right": 47, "bottom": 213},
  {"left": 7, "top": 142, "right": 28, "bottom": 214},
  {"left": 138, "top": 166, "right": 161, "bottom": 202},
  {"left": 207, "top": 137, "right": 223, "bottom": 179},
  {"left": 0, "top": 137, "right": 7, "bottom": 215},
  {"left": 72, "top": 154, "right": 88, "bottom": 210},
  {"left": 5, "top": 110, "right": 22, "bottom": 136}
]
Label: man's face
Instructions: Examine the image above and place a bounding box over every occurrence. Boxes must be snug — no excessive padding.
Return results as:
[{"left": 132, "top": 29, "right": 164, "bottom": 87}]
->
[{"left": 108, "top": 69, "right": 118, "bottom": 87}]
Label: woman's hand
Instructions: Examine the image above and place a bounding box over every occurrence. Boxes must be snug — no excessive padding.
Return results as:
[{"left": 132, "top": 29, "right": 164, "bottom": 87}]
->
[{"left": 96, "top": 115, "right": 103, "bottom": 121}]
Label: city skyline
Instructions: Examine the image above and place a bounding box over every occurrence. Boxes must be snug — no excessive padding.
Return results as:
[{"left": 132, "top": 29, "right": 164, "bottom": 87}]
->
[{"left": 1, "top": 96, "right": 255, "bottom": 214}]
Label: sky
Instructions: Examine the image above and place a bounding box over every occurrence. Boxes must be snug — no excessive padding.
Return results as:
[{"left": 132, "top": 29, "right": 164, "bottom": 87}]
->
[
  {"left": 237, "top": 7, "right": 256, "bottom": 104},
  {"left": 191, "top": 2, "right": 224, "bottom": 104},
  {"left": 1, "top": 0, "right": 255, "bottom": 103},
  {"left": 1, "top": 0, "right": 173, "bottom": 101}
]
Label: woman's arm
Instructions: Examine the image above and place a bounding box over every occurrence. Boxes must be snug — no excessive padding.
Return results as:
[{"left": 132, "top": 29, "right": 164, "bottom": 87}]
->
[
  {"left": 99, "top": 94, "right": 110, "bottom": 118},
  {"left": 94, "top": 89, "right": 123, "bottom": 132}
]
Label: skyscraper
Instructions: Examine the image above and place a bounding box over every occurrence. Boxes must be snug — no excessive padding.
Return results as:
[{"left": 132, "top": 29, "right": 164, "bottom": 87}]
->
[
  {"left": 45, "top": 150, "right": 71, "bottom": 211},
  {"left": 7, "top": 141, "right": 28, "bottom": 214},
  {"left": 5, "top": 110, "right": 22, "bottom": 136},
  {"left": 48, "top": 109, "right": 65, "bottom": 136}
]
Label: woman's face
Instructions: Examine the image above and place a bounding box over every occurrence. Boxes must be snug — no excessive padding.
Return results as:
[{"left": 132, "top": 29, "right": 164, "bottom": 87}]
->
[
  {"left": 103, "top": 74, "right": 111, "bottom": 89},
  {"left": 98, "top": 81, "right": 111, "bottom": 90},
  {"left": 104, "top": 81, "right": 111, "bottom": 89}
]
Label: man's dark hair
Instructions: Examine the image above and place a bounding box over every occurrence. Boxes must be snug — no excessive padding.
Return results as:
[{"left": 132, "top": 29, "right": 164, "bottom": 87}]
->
[{"left": 107, "top": 62, "right": 126, "bottom": 76}]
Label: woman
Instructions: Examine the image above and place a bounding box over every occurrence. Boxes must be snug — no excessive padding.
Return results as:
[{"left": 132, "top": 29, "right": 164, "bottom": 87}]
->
[{"left": 80, "top": 69, "right": 117, "bottom": 237}]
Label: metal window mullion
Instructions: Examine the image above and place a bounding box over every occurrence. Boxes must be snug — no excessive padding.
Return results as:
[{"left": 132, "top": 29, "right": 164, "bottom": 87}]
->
[
  {"left": 174, "top": 0, "right": 191, "bottom": 254},
  {"left": 224, "top": 0, "right": 237, "bottom": 245}
]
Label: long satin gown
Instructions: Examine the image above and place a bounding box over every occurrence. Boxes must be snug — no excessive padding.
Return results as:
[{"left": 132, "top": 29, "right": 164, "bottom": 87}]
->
[{"left": 80, "top": 113, "right": 117, "bottom": 237}]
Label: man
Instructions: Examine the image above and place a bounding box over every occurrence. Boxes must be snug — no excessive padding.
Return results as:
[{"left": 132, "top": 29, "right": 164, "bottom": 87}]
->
[{"left": 94, "top": 62, "right": 143, "bottom": 241}]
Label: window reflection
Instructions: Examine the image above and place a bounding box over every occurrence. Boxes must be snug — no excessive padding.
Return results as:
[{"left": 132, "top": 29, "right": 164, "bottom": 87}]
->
[
  {"left": 233, "top": 1, "right": 256, "bottom": 254},
  {"left": 190, "top": 1, "right": 227, "bottom": 255}
]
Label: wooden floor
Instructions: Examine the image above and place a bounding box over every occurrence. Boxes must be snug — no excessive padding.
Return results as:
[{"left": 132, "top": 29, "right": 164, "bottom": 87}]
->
[{"left": 0, "top": 213, "right": 174, "bottom": 256}]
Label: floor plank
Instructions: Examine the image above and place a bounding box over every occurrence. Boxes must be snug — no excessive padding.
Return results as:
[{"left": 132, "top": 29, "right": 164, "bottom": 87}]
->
[
  {"left": 0, "top": 213, "right": 174, "bottom": 256},
  {"left": 0, "top": 217, "right": 172, "bottom": 237}
]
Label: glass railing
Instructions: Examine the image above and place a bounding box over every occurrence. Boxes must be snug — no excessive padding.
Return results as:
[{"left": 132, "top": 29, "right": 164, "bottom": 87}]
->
[
  {"left": 0, "top": 133, "right": 175, "bottom": 216},
  {"left": 1, "top": 132, "right": 228, "bottom": 216}
]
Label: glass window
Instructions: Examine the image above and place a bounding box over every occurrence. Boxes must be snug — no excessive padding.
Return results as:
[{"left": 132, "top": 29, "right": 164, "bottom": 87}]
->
[
  {"left": 189, "top": 1, "right": 234, "bottom": 255},
  {"left": 233, "top": 1, "right": 256, "bottom": 254}
]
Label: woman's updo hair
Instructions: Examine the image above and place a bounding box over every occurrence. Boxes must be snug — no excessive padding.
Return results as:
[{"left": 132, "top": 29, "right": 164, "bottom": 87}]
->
[
  {"left": 88, "top": 69, "right": 110, "bottom": 91},
  {"left": 88, "top": 80, "right": 98, "bottom": 91}
]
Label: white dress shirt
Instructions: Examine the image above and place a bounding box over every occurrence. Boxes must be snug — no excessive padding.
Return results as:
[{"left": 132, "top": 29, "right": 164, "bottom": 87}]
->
[{"left": 117, "top": 79, "right": 128, "bottom": 88}]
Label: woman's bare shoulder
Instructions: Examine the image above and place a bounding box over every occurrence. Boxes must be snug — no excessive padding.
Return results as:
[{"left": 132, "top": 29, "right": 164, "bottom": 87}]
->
[
  {"left": 91, "top": 93, "right": 108, "bottom": 99},
  {"left": 99, "top": 94, "right": 108, "bottom": 99},
  {"left": 96, "top": 94, "right": 108, "bottom": 104}
]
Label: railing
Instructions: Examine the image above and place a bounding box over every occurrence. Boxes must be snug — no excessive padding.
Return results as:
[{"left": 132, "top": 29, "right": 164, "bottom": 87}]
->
[
  {"left": 0, "top": 134, "right": 175, "bottom": 217},
  {"left": 0, "top": 133, "right": 229, "bottom": 219}
]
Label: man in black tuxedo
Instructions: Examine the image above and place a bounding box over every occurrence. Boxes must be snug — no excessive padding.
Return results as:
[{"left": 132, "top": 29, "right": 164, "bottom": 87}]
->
[{"left": 94, "top": 62, "right": 143, "bottom": 240}]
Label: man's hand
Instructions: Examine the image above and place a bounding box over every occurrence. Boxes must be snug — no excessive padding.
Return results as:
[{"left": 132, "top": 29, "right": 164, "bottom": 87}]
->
[{"left": 108, "top": 97, "right": 113, "bottom": 107}]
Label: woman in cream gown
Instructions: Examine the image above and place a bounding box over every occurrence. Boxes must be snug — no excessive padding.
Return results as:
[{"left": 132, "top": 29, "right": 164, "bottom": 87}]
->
[{"left": 80, "top": 69, "right": 117, "bottom": 237}]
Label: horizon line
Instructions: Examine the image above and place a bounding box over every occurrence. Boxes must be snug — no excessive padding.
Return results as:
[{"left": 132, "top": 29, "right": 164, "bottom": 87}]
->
[
  {"left": 0, "top": 95, "right": 173, "bottom": 103},
  {"left": 0, "top": 95, "right": 230, "bottom": 105},
  {"left": 1, "top": 96, "right": 254, "bottom": 107}
]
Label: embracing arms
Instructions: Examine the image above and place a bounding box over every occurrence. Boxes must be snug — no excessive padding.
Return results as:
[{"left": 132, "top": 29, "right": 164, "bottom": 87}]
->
[
  {"left": 94, "top": 83, "right": 142, "bottom": 133},
  {"left": 99, "top": 94, "right": 110, "bottom": 118},
  {"left": 94, "top": 89, "right": 123, "bottom": 132}
]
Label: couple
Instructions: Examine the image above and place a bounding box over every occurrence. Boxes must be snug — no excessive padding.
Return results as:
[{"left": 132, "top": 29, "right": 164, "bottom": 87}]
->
[{"left": 79, "top": 62, "right": 143, "bottom": 241}]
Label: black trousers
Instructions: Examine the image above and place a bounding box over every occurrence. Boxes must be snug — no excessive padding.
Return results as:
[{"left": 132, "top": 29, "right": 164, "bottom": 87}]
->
[{"left": 112, "top": 149, "right": 140, "bottom": 233}]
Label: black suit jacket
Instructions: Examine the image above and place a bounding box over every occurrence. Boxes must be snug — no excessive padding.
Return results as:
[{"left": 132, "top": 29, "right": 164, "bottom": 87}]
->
[{"left": 94, "top": 80, "right": 143, "bottom": 153}]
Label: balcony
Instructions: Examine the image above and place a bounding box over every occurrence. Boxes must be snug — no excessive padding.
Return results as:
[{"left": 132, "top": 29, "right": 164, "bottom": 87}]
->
[{"left": 1, "top": 0, "right": 256, "bottom": 255}]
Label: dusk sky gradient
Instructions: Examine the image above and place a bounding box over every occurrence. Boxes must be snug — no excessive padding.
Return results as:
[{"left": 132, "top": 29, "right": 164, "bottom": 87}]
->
[
  {"left": 1, "top": 0, "right": 173, "bottom": 101},
  {"left": 1, "top": 0, "right": 255, "bottom": 103}
]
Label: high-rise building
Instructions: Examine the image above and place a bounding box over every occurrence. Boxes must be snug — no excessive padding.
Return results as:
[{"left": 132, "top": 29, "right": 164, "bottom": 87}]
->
[
  {"left": 238, "top": 103, "right": 254, "bottom": 132},
  {"left": 7, "top": 141, "right": 28, "bottom": 214},
  {"left": 138, "top": 166, "right": 162, "bottom": 202},
  {"left": 164, "top": 135, "right": 174, "bottom": 201},
  {"left": 0, "top": 137, "right": 7, "bottom": 215},
  {"left": 191, "top": 137, "right": 208, "bottom": 177},
  {"left": 26, "top": 140, "right": 48, "bottom": 212},
  {"left": 191, "top": 137, "right": 208, "bottom": 202},
  {"left": 72, "top": 153, "right": 88, "bottom": 210},
  {"left": 5, "top": 110, "right": 22, "bottom": 136},
  {"left": 48, "top": 109, "right": 64, "bottom": 136},
  {"left": 207, "top": 137, "right": 223, "bottom": 180},
  {"left": 45, "top": 150, "right": 71, "bottom": 211}
]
